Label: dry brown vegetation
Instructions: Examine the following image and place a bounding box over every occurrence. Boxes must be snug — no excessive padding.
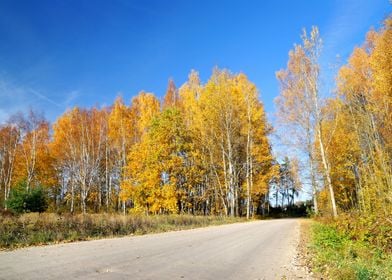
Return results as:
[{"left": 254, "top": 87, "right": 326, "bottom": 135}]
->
[{"left": 0, "top": 212, "right": 244, "bottom": 249}]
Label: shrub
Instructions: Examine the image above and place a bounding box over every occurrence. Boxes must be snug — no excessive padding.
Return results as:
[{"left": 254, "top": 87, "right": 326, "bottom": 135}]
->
[{"left": 6, "top": 181, "right": 48, "bottom": 214}]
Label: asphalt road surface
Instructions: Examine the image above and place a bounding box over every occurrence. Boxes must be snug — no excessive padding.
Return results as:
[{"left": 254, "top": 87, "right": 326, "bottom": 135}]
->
[{"left": 0, "top": 219, "right": 305, "bottom": 280}]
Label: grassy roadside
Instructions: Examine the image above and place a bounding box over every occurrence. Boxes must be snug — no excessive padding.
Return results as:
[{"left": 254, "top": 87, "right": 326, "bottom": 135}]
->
[
  {"left": 0, "top": 213, "right": 245, "bottom": 250},
  {"left": 309, "top": 221, "right": 392, "bottom": 280}
]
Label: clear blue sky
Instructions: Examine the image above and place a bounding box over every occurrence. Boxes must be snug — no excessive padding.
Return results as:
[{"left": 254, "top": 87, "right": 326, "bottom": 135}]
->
[{"left": 0, "top": 0, "right": 390, "bottom": 124}]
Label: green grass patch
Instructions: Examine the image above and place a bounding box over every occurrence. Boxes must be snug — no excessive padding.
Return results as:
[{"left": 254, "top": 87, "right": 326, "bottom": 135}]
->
[
  {"left": 0, "top": 213, "right": 245, "bottom": 249},
  {"left": 310, "top": 222, "right": 392, "bottom": 280}
]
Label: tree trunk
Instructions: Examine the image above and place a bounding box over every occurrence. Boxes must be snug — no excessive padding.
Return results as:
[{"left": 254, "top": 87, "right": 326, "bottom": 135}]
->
[{"left": 317, "top": 123, "right": 338, "bottom": 218}]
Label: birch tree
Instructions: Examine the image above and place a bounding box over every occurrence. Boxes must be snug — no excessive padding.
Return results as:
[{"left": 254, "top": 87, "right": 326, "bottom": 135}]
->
[
  {"left": 0, "top": 122, "right": 20, "bottom": 207},
  {"left": 276, "top": 27, "right": 338, "bottom": 217}
]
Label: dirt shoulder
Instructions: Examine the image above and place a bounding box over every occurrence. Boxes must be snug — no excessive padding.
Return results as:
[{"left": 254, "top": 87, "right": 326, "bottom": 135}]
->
[{"left": 289, "top": 219, "right": 323, "bottom": 279}]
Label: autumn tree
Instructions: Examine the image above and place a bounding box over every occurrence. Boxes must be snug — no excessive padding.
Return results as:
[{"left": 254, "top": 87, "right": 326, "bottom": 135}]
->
[
  {"left": 178, "top": 70, "right": 211, "bottom": 214},
  {"left": 235, "top": 73, "right": 276, "bottom": 218},
  {"left": 0, "top": 121, "right": 20, "bottom": 207},
  {"left": 191, "top": 69, "right": 274, "bottom": 217},
  {"left": 130, "top": 91, "right": 161, "bottom": 142},
  {"left": 52, "top": 107, "right": 107, "bottom": 213},
  {"left": 119, "top": 92, "right": 161, "bottom": 212},
  {"left": 13, "top": 110, "right": 53, "bottom": 191},
  {"left": 276, "top": 26, "right": 338, "bottom": 217},
  {"left": 107, "top": 97, "right": 133, "bottom": 211},
  {"left": 122, "top": 109, "right": 189, "bottom": 214},
  {"left": 196, "top": 69, "right": 242, "bottom": 216},
  {"left": 163, "top": 79, "right": 179, "bottom": 109},
  {"left": 335, "top": 16, "right": 392, "bottom": 215}
]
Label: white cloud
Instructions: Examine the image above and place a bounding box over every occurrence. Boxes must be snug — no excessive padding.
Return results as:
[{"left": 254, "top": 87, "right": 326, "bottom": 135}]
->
[
  {"left": 0, "top": 75, "right": 80, "bottom": 124},
  {"left": 63, "top": 90, "right": 79, "bottom": 107},
  {"left": 0, "top": 77, "right": 30, "bottom": 122},
  {"left": 30, "top": 89, "right": 62, "bottom": 108},
  {"left": 318, "top": 0, "right": 390, "bottom": 96},
  {"left": 322, "top": 0, "right": 390, "bottom": 62}
]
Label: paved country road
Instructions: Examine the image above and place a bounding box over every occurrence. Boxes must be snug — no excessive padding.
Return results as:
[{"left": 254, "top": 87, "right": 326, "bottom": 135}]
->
[{"left": 0, "top": 219, "right": 306, "bottom": 280}]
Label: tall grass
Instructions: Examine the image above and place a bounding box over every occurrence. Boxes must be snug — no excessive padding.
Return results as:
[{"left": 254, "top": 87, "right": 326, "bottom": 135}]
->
[{"left": 0, "top": 213, "right": 244, "bottom": 249}]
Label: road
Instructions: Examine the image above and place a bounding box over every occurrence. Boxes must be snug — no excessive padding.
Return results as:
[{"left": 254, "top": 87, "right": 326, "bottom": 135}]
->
[{"left": 0, "top": 219, "right": 306, "bottom": 280}]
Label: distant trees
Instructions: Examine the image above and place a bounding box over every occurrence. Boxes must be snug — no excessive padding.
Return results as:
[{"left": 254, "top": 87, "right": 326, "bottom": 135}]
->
[{"left": 271, "top": 157, "right": 300, "bottom": 209}]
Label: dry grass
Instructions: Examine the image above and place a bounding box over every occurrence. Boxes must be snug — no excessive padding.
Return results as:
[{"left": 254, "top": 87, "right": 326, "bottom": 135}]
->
[{"left": 0, "top": 213, "right": 244, "bottom": 249}]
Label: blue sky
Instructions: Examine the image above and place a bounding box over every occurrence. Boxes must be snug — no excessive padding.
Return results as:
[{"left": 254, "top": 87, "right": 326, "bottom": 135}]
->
[{"left": 0, "top": 0, "right": 390, "bottom": 125}]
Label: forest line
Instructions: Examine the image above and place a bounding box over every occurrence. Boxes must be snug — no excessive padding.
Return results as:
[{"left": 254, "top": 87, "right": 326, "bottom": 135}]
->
[{"left": 0, "top": 69, "right": 278, "bottom": 216}]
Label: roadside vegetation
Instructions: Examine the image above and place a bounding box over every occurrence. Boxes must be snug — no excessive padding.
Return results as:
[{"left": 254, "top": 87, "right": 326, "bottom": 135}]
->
[
  {"left": 0, "top": 212, "right": 244, "bottom": 249},
  {"left": 310, "top": 218, "right": 392, "bottom": 280}
]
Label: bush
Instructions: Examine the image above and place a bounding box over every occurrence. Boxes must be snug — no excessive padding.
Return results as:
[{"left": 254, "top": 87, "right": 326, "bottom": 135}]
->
[
  {"left": 332, "top": 212, "right": 392, "bottom": 253},
  {"left": 6, "top": 181, "right": 48, "bottom": 214},
  {"left": 26, "top": 187, "right": 47, "bottom": 212}
]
